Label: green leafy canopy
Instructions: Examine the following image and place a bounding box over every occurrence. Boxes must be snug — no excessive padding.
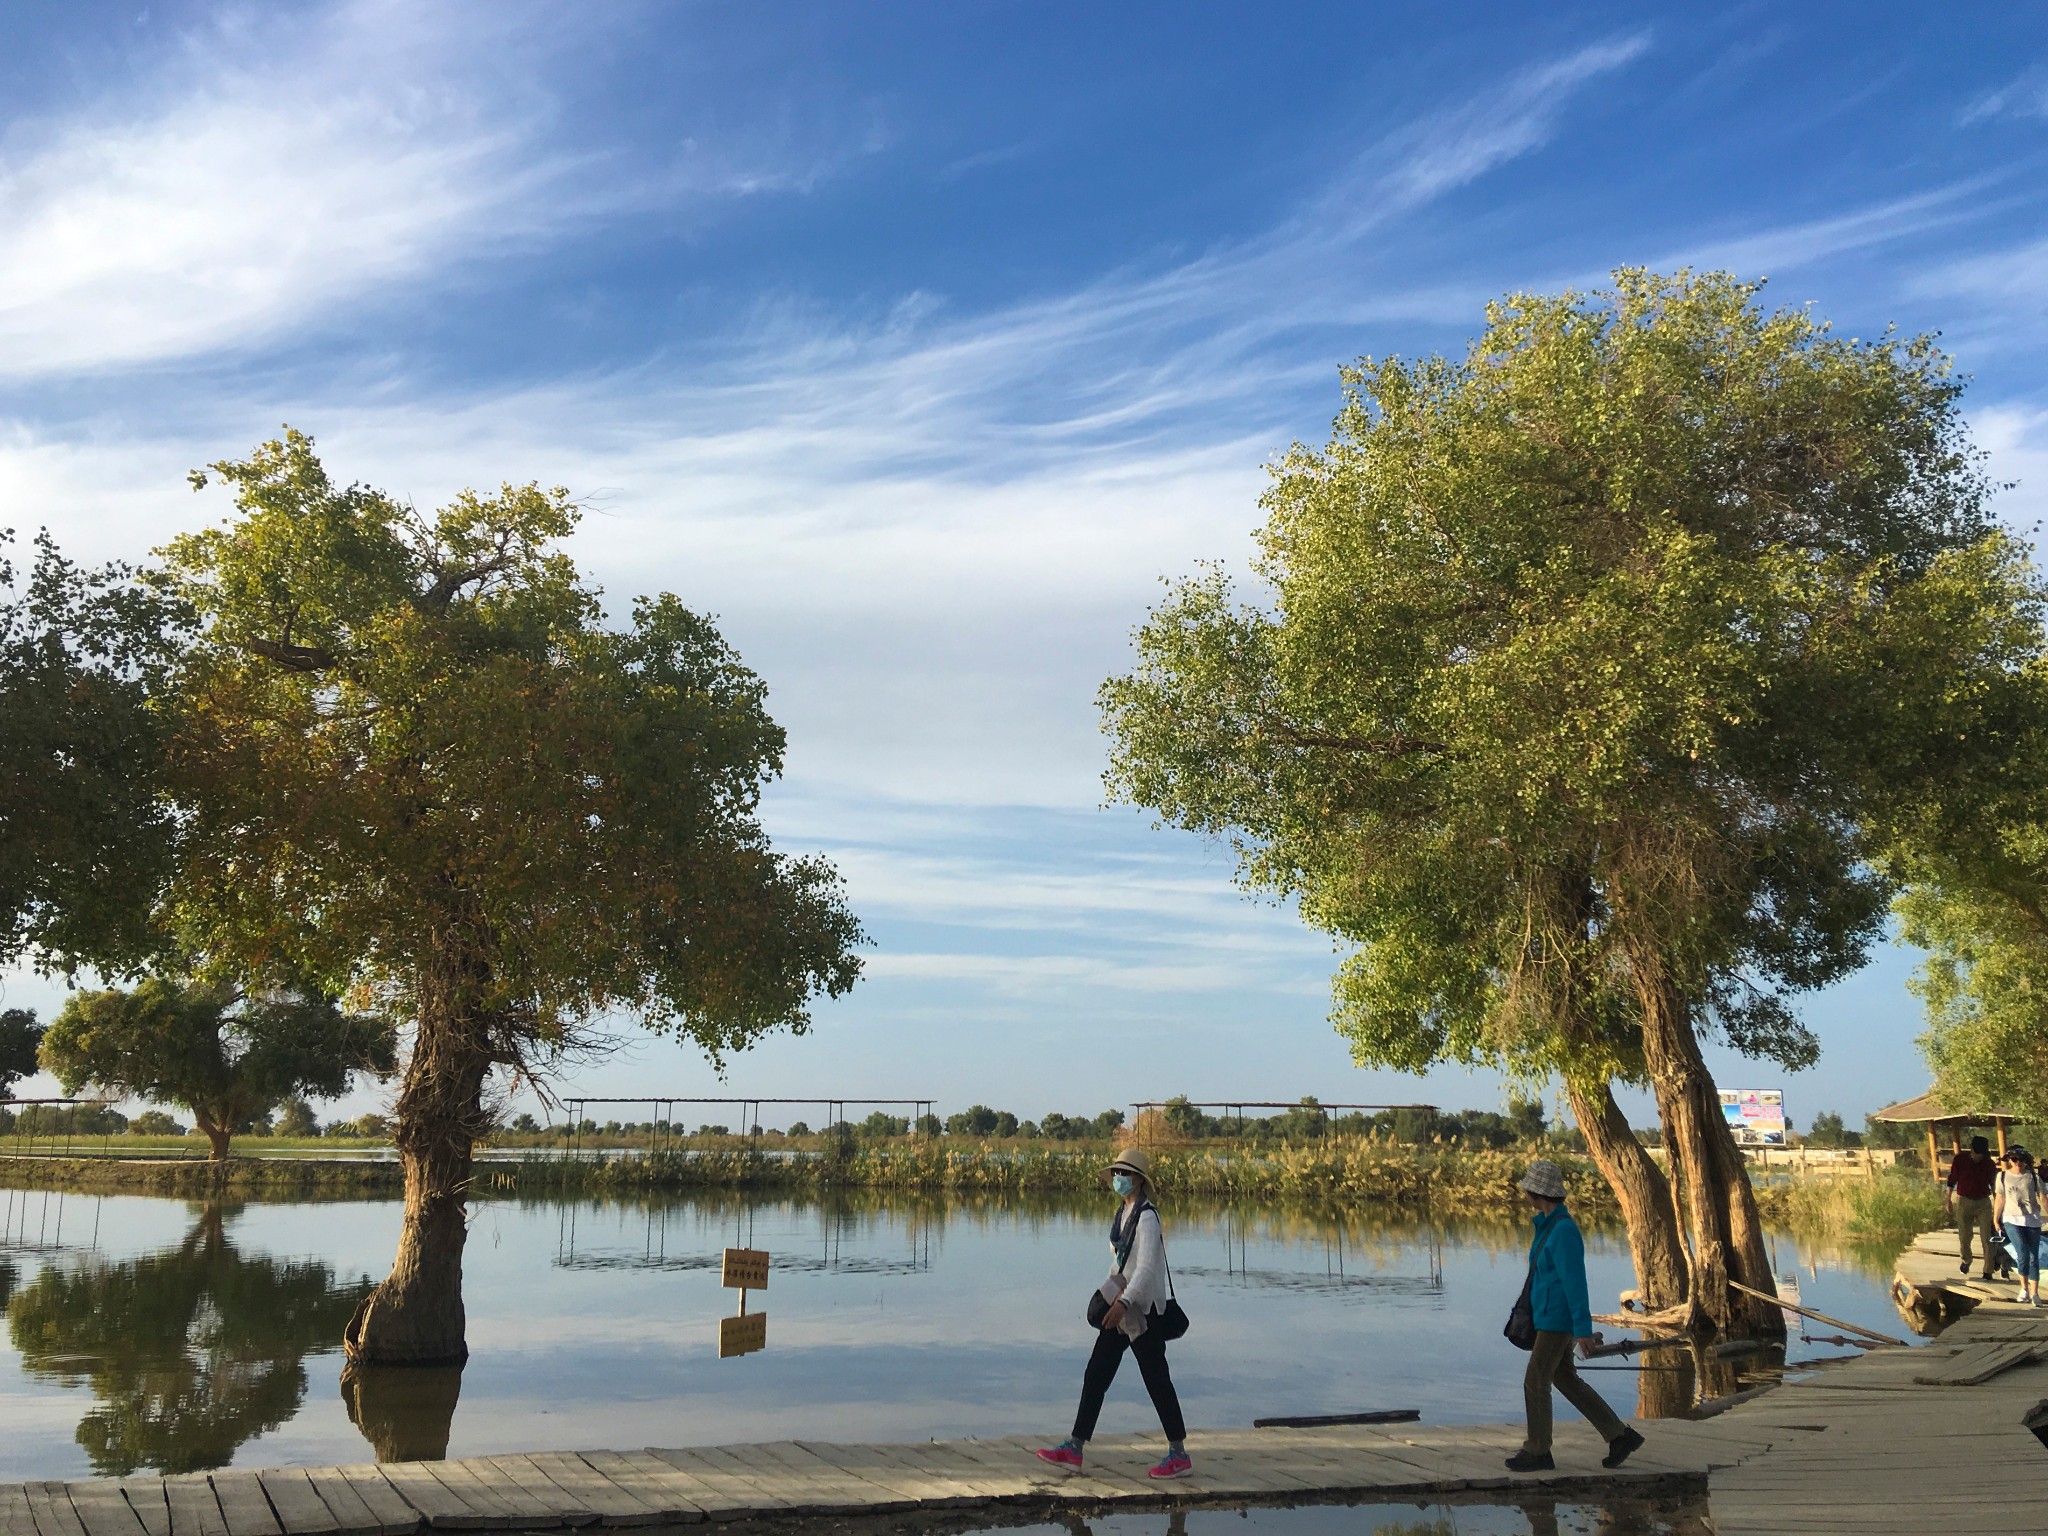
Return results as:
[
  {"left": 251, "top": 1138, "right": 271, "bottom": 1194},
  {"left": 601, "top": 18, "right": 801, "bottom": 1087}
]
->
[
  {"left": 41, "top": 978, "right": 396, "bottom": 1151},
  {"left": 158, "top": 430, "right": 863, "bottom": 1074},
  {"left": 1101, "top": 269, "right": 2041, "bottom": 1084}
]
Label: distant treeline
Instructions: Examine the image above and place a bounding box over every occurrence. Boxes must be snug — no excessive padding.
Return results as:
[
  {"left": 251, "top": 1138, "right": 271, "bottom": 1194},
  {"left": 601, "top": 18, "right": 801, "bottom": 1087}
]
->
[
  {"left": 0, "top": 1099, "right": 396, "bottom": 1141},
  {"left": 492, "top": 1095, "right": 1584, "bottom": 1149}
]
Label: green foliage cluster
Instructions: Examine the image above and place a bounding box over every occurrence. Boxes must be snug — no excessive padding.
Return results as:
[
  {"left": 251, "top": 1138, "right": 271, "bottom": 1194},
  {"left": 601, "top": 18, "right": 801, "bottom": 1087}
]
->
[
  {"left": 160, "top": 431, "right": 863, "bottom": 1082},
  {"left": 0, "top": 531, "right": 185, "bottom": 974},
  {"left": 0, "top": 1102, "right": 130, "bottom": 1136},
  {"left": 1101, "top": 268, "right": 2028, "bottom": 1090},
  {"left": 1148, "top": 1093, "right": 1552, "bottom": 1148},
  {"left": 0, "top": 1008, "right": 44, "bottom": 1097},
  {"left": 1802, "top": 1111, "right": 1860, "bottom": 1149},
  {"left": 41, "top": 978, "right": 395, "bottom": 1159},
  {"left": 1897, "top": 829, "right": 2048, "bottom": 1122}
]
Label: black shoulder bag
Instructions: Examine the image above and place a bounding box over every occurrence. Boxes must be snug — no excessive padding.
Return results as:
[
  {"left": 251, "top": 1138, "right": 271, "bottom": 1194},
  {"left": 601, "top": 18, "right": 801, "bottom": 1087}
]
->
[
  {"left": 1087, "top": 1202, "right": 1190, "bottom": 1340},
  {"left": 1503, "top": 1217, "right": 1558, "bottom": 1352}
]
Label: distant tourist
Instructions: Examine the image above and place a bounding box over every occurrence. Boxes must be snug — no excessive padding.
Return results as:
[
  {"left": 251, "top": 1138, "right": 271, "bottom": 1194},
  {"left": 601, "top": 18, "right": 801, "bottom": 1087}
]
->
[
  {"left": 1946, "top": 1135, "right": 2001, "bottom": 1277},
  {"left": 1036, "top": 1147, "right": 1190, "bottom": 1479},
  {"left": 1994, "top": 1146, "right": 2043, "bottom": 1306},
  {"left": 1504, "top": 1159, "right": 1645, "bottom": 1473}
]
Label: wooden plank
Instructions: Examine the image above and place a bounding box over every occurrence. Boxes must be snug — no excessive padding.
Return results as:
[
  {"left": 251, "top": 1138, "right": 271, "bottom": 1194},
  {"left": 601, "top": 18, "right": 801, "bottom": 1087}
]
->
[
  {"left": 922, "top": 1440, "right": 1056, "bottom": 1497},
  {"left": 643, "top": 1449, "right": 786, "bottom": 1523},
  {"left": 506, "top": 1457, "right": 640, "bottom": 1527},
  {"left": 320, "top": 1472, "right": 414, "bottom": 1536},
  {"left": 626, "top": 1458, "right": 757, "bottom": 1523},
  {"left": 802, "top": 1443, "right": 958, "bottom": 1506},
  {"left": 1912, "top": 1340, "right": 2044, "bottom": 1386},
  {"left": 0, "top": 1485, "right": 38, "bottom": 1536},
  {"left": 115, "top": 1485, "right": 170, "bottom": 1536},
  {"left": 369, "top": 1467, "right": 482, "bottom": 1532},
  {"left": 160, "top": 1479, "right": 227, "bottom": 1536},
  {"left": 770, "top": 1441, "right": 937, "bottom": 1515},
  {"left": 416, "top": 1464, "right": 535, "bottom": 1529},
  {"left": 25, "top": 1484, "right": 88, "bottom": 1536},
  {"left": 253, "top": 1473, "right": 334, "bottom": 1536},
  {"left": 299, "top": 1471, "right": 386, "bottom": 1536},
  {"left": 469, "top": 1461, "right": 594, "bottom": 1529},
  {"left": 204, "top": 1478, "right": 278, "bottom": 1536},
  {"left": 67, "top": 1486, "right": 145, "bottom": 1536},
  {"left": 567, "top": 1452, "right": 705, "bottom": 1525}
]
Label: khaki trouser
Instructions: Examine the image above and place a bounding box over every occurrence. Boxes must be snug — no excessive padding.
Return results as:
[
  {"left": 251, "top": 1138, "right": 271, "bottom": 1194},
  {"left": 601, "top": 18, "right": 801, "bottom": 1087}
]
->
[
  {"left": 1955, "top": 1194, "right": 1996, "bottom": 1272},
  {"left": 1522, "top": 1330, "right": 1626, "bottom": 1456}
]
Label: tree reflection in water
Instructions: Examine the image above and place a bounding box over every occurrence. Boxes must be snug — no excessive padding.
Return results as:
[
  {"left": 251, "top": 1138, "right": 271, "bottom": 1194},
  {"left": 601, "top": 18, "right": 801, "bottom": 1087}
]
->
[
  {"left": 7, "top": 1202, "right": 371, "bottom": 1475},
  {"left": 341, "top": 1361, "right": 463, "bottom": 1462}
]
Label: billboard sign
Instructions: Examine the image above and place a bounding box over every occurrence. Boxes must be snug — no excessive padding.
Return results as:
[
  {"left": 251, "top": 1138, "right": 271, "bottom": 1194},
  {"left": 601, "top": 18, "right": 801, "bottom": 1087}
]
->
[{"left": 1721, "top": 1089, "right": 1786, "bottom": 1146}]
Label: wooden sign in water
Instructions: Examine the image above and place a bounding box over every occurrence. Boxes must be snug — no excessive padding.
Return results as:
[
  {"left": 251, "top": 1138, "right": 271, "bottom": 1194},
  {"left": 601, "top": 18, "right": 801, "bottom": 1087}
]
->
[
  {"left": 721, "top": 1247, "right": 769, "bottom": 1290},
  {"left": 719, "top": 1311, "right": 767, "bottom": 1357}
]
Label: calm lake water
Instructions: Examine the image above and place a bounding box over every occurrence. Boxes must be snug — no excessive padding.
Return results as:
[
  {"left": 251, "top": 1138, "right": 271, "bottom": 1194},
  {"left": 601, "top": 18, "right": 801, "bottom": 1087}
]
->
[{"left": 0, "top": 1186, "right": 1911, "bottom": 1482}]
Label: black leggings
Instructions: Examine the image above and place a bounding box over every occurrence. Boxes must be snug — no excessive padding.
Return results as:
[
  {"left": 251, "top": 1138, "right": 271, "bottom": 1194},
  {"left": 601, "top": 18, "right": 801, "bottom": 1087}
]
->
[{"left": 1071, "top": 1321, "right": 1185, "bottom": 1443}]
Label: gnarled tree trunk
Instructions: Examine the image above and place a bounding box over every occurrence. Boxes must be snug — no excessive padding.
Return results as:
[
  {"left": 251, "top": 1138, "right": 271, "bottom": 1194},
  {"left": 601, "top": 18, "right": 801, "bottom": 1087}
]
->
[
  {"left": 1566, "top": 1078, "right": 1688, "bottom": 1311},
  {"left": 1635, "top": 970, "right": 1780, "bottom": 1337},
  {"left": 192, "top": 1108, "right": 233, "bottom": 1162},
  {"left": 344, "top": 990, "right": 492, "bottom": 1366}
]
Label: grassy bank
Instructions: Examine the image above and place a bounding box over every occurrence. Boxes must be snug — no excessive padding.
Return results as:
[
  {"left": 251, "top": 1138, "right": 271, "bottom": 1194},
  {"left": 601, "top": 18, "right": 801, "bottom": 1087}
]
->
[
  {"left": 2, "top": 1136, "right": 1913, "bottom": 1228},
  {"left": 0, "top": 1138, "right": 1638, "bottom": 1214}
]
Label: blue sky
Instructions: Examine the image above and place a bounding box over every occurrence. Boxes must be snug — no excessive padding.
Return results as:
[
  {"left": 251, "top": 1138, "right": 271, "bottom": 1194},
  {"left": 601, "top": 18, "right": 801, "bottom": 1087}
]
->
[{"left": 4, "top": 1, "right": 2046, "bottom": 1130}]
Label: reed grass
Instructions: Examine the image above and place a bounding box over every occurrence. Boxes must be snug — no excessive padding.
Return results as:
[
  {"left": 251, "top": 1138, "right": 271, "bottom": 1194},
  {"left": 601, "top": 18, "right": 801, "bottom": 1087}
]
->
[
  {"left": 0, "top": 1135, "right": 1853, "bottom": 1228},
  {"left": 1777, "top": 1166, "right": 1944, "bottom": 1240}
]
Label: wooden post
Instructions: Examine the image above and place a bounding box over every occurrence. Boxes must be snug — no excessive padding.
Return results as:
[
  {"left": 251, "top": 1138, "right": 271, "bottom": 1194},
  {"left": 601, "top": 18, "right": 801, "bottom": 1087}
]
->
[
  {"left": 1925, "top": 1122, "right": 1940, "bottom": 1186},
  {"left": 1996, "top": 1118, "right": 2009, "bottom": 1158}
]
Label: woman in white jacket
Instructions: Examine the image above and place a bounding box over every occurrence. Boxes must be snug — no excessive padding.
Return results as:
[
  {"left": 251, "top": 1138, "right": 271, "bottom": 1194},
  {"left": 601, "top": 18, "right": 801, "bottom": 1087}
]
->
[{"left": 1036, "top": 1148, "right": 1190, "bottom": 1478}]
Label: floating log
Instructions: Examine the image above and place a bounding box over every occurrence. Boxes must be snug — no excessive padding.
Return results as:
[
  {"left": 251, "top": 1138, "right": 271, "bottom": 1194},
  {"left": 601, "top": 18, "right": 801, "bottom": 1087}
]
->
[
  {"left": 1251, "top": 1409, "right": 1420, "bottom": 1429},
  {"left": 1724, "top": 1279, "right": 1907, "bottom": 1346}
]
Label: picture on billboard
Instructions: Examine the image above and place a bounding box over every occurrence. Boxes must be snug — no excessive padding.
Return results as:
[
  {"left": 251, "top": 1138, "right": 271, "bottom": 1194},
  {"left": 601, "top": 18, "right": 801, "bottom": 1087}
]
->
[{"left": 1721, "top": 1089, "right": 1786, "bottom": 1147}]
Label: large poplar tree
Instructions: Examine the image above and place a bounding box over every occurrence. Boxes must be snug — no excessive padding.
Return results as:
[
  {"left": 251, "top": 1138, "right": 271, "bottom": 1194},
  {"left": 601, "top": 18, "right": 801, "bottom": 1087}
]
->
[
  {"left": 1102, "top": 270, "right": 2037, "bottom": 1334},
  {"left": 158, "top": 432, "right": 864, "bottom": 1363}
]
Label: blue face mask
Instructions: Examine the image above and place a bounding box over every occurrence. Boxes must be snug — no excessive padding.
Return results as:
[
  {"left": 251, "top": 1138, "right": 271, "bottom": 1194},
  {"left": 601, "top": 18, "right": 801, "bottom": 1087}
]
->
[{"left": 1111, "top": 1173, "right": 1135, "bottom": 1197}]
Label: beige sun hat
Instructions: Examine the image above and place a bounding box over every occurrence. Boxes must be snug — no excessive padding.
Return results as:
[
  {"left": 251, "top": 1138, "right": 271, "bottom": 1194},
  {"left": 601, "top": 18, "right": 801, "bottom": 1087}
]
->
[
  {"left": 1104, "top": 1147, "right": 1154, "bottom": 1179},
  {"left": 1518, "top": 1159, "right": 1566, "bottom": 1200}
]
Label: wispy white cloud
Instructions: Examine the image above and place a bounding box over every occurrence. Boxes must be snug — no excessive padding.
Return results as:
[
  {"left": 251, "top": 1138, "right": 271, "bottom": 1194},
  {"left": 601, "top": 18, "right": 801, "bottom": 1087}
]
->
[
  {"left": 1961, "top": 64, "right": 2048, "bottom": 125},
  {"left": 1375, "top": 34, "right": 1653, "bottom": 210},
  {"left": 0, "top": 1, "right": 850, "bottom": 380},
  {"left": 0, "top": 2, "right": 561, "bottom": 375},
  {"left": 863, "top": 951, "right": 1321, "bottom": 997},
  {"left": 1653, "top": 182, "right": 1999, "bottom": 280}
]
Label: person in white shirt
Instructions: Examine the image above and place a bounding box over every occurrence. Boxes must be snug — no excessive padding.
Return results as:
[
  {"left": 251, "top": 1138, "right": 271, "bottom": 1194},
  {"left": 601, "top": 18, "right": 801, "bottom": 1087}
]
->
[
  {"left": 1035, "top": 1148, "right": 1190, "bottom": 1479},
  {"left": 1993, "top": 1146, "right": 2043, "bottom": 1306}
]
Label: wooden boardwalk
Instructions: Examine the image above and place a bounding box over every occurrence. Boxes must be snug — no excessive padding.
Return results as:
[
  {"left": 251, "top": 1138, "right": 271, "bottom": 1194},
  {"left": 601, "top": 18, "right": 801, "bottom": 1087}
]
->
[
  {"left": 1892, "top": 1224, "right": 2028, "bottom": 1309},
  {"left": 0, "top": 1244, "right": 2042, "bottom": 1535},
  {"left": 0, "top": 1420, "right": 1749, "bottom": 1536}
]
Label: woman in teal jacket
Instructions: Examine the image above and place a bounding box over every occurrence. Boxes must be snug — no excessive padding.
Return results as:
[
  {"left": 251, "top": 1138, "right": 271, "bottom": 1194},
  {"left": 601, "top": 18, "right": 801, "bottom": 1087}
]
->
[{"left": 1506, "top": 1160, "right": 1645, "bottom": 1472}]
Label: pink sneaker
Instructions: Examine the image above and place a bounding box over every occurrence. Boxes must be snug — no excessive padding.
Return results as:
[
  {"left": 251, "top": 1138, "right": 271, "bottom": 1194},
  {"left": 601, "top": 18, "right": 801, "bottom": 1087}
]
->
[
  {"left": 1035, "top": 1442, "right": 1083, "bottom": 1470},
  {"left": 1149, "top": 1451, "right": 1192, "bottom": 1479}
]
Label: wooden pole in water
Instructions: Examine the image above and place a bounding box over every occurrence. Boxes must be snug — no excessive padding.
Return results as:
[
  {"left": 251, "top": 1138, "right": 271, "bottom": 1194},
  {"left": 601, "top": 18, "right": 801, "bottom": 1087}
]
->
[{"left": 1724, "top": 1279, "right": 1906, "bottom": 1346}]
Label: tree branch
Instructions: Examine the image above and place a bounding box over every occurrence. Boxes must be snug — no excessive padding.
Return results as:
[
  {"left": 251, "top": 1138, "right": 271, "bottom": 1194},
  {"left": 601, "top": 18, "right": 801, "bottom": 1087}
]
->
[{"left": 243, "top": 637, "right": 338, "bottom": 672}]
